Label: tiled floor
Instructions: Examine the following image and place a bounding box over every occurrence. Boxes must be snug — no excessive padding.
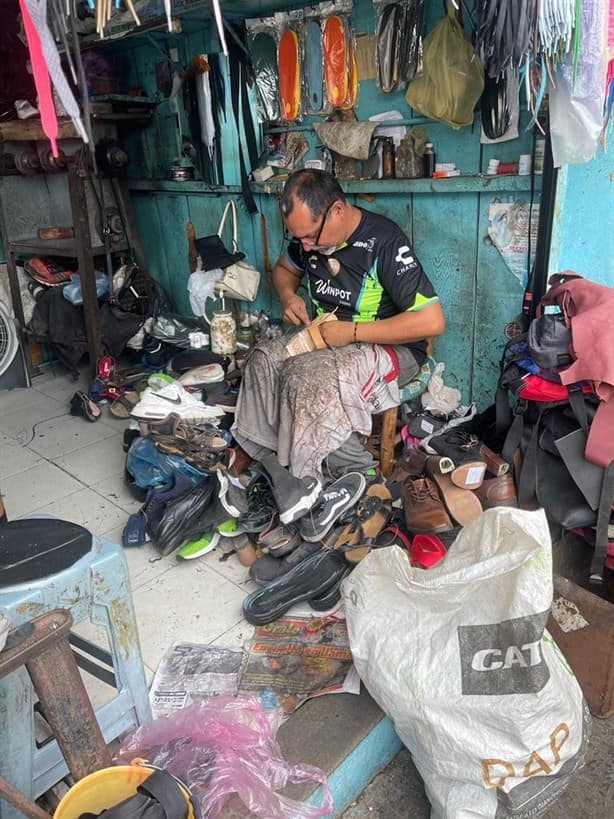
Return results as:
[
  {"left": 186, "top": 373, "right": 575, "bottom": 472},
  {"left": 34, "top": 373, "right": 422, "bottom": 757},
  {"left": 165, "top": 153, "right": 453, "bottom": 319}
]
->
[{"left": 0, "top": 363, "right": 255, "bottom": 691}]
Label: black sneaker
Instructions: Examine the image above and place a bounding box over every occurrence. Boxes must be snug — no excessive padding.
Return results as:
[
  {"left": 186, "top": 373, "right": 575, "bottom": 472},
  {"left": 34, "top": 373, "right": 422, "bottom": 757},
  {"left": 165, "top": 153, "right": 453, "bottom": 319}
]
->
[
  {"left": 237, "top": 473, "right": 277, "bottom": 533},
  {"left": 260, "top": 452, "right": 322, "bottom": 525},
  {"left": 216, "top": 467, "right": 248, "bottom": 517},
  {"left": 427, "top": 429, "right": 482, "bottom": 466},
  {"left": 297, "top": 472, "right": 367, "bottom": 543}
]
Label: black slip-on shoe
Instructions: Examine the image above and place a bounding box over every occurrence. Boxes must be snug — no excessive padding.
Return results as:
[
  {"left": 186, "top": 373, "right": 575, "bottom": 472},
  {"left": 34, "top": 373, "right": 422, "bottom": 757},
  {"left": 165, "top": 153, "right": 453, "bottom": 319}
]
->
[{"left": 243, "top": 549, "right": 347, "bottom": 624}]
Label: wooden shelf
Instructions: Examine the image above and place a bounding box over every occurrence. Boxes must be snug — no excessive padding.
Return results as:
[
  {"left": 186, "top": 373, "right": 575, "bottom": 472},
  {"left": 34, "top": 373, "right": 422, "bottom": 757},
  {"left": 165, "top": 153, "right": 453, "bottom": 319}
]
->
[
  {"left": 10, "top": 237, "right": 128, "bottom": 257},
  {"left": 250, "top": 174, "right": 543, "bottom": 195},
  {"left": 0, "top": 119, "right": 79, "bottom": 141},
  {"left": 128, "top": 179, "right": 242, "bottom": 194}
]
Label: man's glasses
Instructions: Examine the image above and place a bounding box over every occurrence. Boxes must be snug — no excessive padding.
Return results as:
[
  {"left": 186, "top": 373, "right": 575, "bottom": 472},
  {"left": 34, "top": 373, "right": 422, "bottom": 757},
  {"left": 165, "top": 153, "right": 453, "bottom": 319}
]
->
[{"left": 312, "top": 201, "right": 334, "bottom": 248}]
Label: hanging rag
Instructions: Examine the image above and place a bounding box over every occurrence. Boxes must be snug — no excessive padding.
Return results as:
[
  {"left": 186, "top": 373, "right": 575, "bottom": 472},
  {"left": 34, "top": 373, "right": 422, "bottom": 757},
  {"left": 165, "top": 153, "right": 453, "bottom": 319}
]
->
[
  {"left": 278, "top": 28, "right": 301, "bottom": 119},
  {"left": 23, "top": 0, "right": 87, "bottom": 144},
  {"left": 195, "top": 62, "right": 215, "bottom": 160},
  {"left": 305, "top": 20, "right": 324, "bottom": 112},
  {"left": 19, "top": 0, "right": 58, "bottom": 156},
  {"left": 313, "top": 121, "right": 378, "bottom": 160},
  {"left": 323, "top": 16, "right": 349, "bottom": 107}
]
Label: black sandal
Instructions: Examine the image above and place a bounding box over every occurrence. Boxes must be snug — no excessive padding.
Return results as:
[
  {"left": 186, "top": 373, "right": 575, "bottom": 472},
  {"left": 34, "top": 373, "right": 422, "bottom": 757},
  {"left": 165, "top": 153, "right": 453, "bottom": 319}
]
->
[{"left": 70, "top": 391, "right": 101, "bottom": 423}]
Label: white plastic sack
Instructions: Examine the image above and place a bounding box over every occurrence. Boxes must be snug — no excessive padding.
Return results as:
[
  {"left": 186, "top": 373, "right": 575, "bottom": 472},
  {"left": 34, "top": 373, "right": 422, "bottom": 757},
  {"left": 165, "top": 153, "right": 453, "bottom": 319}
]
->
[
  {"left": 188, "top": 268, "right": 223, "bottom": 316},
  {"left": 344, "top": 508, "right": 589, "bottom": 819}
]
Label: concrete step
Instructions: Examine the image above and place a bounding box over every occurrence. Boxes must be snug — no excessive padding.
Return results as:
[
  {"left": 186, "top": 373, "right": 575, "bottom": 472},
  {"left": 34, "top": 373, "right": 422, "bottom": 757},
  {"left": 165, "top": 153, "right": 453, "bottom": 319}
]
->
[{"left": 220, "top": 689, "right": 401, "bottom": 817}]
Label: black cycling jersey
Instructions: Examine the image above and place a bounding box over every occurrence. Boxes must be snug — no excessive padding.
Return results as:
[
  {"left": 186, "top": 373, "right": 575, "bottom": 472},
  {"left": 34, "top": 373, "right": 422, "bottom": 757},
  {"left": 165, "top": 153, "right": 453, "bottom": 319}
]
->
[{"left": 286, "top": 207, "right": 439, "bottom": 361}]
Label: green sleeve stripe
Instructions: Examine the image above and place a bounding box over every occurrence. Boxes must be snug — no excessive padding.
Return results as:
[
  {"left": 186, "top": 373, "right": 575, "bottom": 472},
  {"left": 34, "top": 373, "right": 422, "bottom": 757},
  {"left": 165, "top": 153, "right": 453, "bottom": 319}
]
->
[{"left": 407, "top": 294, "right": 440, "bottom": 311}]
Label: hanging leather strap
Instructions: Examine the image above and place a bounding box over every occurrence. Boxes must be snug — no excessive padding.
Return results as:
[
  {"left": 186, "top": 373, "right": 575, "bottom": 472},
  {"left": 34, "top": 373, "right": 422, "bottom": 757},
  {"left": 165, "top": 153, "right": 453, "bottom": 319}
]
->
[{"left": 228, "top": 25, "right": 258, "bottom": 214}]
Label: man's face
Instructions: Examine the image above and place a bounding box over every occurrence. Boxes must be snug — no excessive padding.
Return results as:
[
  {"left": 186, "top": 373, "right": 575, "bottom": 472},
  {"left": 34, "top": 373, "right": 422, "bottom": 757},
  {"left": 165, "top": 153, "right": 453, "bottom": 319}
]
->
[{"left": 284, "top": 196, "right": 345, "bottom": 253}]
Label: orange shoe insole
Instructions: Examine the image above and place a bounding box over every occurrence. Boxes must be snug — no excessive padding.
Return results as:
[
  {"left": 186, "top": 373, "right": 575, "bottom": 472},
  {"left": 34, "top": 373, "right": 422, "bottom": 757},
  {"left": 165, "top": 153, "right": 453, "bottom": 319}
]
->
[
  {"left": 342, "top": 36, "right": 358, "bottom": 109},
  {"left": 278, "top": 28, "right": 301, "bottom": 120},
  {"left": 323, "top": 16, "right": 348, "bottom": 108}
]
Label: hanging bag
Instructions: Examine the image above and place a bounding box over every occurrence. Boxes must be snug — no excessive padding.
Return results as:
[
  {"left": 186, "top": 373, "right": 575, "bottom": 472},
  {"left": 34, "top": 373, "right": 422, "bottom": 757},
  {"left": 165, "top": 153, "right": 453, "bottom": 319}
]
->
[
  {"left": 406, "top": 1, "right": 484, "bottom": 129},
  {"left": 215, "top": 200, "right": 261, "bottom": 302}
]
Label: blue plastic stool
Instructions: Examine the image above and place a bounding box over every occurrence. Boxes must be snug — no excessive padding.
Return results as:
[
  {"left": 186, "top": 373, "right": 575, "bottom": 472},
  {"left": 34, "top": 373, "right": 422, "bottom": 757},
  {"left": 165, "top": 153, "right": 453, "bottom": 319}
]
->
[{"left": 0, "top": 524, "right": 152, "bottom": 819}]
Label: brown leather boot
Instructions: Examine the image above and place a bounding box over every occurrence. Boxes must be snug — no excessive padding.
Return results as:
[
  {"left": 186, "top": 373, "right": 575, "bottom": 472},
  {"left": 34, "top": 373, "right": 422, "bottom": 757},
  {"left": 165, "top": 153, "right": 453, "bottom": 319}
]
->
[
  {"left": 402, "top": 477, "right": 454, "bottom": 534},
  {"left": 474, "top": 474, "right": 517, "bottom": 509}
]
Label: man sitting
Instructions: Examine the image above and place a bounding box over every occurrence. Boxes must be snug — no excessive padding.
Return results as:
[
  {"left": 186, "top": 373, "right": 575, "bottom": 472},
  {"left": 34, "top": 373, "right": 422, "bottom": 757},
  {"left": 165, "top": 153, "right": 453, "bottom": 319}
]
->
[{"left": 232, "top": 169, "right": 445, "bottom": 480}]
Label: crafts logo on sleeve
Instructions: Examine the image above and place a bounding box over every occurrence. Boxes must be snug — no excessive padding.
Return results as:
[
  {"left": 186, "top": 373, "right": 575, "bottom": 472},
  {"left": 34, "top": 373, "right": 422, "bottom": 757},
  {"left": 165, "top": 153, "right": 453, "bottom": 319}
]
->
[
  {"left": 394, "top": 245, "right": 417, "bottom": 274},
  {"left": 457, "top": 611, "right": 551, "bottom": 695}
]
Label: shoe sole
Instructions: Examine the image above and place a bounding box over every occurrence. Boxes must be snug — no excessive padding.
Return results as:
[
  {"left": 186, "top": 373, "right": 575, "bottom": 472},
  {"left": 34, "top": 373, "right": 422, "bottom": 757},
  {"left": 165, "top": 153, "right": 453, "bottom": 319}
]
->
[
  {"left": 300, "top": 475, "right": 367, "bottom": 542},
  {"left": 279, "top": 480, "right": 323, "bottom": 525},
  {"left": 243, "top": 559, "right": 345, "bottom": 625},
  {"left": 450, "top": 460, "right": 487, "bottom": 490},
  {"left": 177, "top": 531, "right": 220, "bottom": 560},
  {"left": 428, "top": 470, "right": 483, "bottom": 527}
]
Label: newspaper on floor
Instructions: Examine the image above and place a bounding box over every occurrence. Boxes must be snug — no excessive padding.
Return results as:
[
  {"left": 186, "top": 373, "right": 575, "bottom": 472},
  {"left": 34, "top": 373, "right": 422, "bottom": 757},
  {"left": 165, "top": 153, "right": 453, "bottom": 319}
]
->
[
  {"left": 239, "top": 614, "right": 360, "bottom": 703},
  {"left": 150, "top": 642, "right": 243, "bottom": 719}
]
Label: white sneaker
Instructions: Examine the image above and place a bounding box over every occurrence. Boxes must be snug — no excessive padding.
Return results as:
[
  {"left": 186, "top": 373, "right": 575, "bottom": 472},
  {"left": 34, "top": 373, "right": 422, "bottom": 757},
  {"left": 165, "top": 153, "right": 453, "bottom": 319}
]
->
[
  {"left": 131, "top": 382, "right": 206, "bottom": 420},
  {"left": 178, "top": 364, "right": 225, "bottom": 388},
  {"left": 15, "top": 100, "right": 39, "bottom": 120}
]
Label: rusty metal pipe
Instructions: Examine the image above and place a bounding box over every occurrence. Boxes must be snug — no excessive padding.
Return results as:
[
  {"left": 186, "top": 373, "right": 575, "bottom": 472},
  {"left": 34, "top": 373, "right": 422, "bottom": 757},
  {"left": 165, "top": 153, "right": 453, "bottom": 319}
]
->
[{"left": 0, "top": 773, "right": 50, "bottom": 819}]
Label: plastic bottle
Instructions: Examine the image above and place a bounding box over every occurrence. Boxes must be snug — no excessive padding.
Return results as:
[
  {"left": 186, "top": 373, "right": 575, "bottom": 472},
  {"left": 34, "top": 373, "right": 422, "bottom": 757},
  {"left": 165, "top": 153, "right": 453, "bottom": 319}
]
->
[{"left": 423, "top": 143, "right": 435, "bottom": 178}]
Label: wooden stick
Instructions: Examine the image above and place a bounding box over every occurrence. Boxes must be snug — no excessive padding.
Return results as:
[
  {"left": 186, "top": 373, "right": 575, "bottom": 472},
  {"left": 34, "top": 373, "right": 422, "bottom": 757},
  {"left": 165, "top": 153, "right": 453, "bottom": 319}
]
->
[{"left": 125, "top": 0, "right": 141, "bottom": 26}]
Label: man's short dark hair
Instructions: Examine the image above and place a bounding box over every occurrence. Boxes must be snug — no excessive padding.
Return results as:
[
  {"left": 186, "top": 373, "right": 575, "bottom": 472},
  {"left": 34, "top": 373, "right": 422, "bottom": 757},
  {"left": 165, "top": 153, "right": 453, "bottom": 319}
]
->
[{"left": 280, "top": 169, "right": 345, "bottom": 219}]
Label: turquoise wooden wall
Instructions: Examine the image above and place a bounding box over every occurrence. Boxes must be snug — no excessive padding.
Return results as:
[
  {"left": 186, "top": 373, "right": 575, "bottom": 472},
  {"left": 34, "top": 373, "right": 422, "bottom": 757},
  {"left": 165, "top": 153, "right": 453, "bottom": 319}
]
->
[
  {"left": 550, "top": 141, "right": 614, "bottom": 287},
  {"left": 111, "top": 0, "right": 539, "bottom": 407}
]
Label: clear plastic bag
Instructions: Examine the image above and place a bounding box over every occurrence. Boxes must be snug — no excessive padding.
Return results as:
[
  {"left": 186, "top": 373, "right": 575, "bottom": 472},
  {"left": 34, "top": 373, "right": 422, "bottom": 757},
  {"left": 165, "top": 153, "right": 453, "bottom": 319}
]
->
[
  {"left": 115, "top": 695, "right": 333, "bottom": 819},
  {"left": 247, "top": 18, "right": 280, "bottom": 123},
  {"left": 549, "top": 0, "right": 609, "bottom": 166}
]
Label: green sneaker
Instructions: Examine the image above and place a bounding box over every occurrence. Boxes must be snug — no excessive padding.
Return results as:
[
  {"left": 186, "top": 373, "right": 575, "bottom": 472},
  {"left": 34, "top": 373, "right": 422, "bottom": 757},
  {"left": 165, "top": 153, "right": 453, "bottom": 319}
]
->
[
  {"left": 176, "top": 531, "right": 220, "bottom": 560},
  {"left": 217, "top": 518, "right": 243, "bottom": 538}
]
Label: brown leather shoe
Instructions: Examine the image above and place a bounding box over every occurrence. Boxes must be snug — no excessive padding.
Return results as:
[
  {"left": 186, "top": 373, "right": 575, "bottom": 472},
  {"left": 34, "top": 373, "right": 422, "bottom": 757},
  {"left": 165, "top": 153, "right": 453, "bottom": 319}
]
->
[
  {"left": 425, "top": 456, "right": 483, "bottom": 527},
  {"left": 402, "top": 476, "right": 454, "bottom": 534},
  {"left": 393, "top": 447, "right": 454, "bottom": 480},
  {"left": 474, "top": 474, "right": 517, "bottom": 509}
]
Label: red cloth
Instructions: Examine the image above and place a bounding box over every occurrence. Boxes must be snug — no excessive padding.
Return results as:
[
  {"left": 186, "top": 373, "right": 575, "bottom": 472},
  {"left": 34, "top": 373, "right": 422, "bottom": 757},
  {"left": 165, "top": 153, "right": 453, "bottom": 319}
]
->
[{"left": 540, "top": 272, "right": 614, "bottom": 467}]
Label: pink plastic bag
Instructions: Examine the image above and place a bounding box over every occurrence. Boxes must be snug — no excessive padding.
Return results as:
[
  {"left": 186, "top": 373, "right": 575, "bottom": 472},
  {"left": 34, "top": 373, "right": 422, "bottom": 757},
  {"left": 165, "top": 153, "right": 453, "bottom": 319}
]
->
[{"left": 115, "top": 695, "right": 333, "bottom": 819}]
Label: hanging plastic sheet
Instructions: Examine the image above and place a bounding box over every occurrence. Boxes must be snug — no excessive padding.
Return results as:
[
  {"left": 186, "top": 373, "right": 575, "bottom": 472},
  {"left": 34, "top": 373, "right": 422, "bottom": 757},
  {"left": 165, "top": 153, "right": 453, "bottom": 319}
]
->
[
  {"left": 376, "top": 3, "right": 402, "bottom": 92},
  {"left": 397, "top": 0, "right": 426, "bottom": 83},
  {"left": 341, "top": 29, "right": 359, "bottom": 109},
  {"left": 323, "top": 16, "right": 349, "bottom": 108},
  {"left": 305, "top": 19, "right": 324, "bottom": 112},
  {"left": 278, "top": 28, "right": 302, "bottom": 120},
  {"left": 247, "top": 20, "right": 280, "bottom": 123},
  {"left": 549, "top": 0, "right": 610, "bottom": 165}
]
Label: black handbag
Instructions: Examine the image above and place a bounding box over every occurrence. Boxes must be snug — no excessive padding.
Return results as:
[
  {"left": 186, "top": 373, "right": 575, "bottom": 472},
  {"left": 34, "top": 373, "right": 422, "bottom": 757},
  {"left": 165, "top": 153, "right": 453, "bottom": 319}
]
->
[
  {"left": 527, "top": 314, "right": 573, "bottom": 371},
  {"left": 80, "top": 770, "right": 191, "bottom": 819}
]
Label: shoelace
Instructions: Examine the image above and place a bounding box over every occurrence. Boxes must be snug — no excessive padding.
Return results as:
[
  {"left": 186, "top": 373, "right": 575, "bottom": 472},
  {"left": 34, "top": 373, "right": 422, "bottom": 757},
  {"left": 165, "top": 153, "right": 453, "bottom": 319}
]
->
[
  {"left": 442, "top": 430, "right": 480, "bottom": 450},
  {"left": 408, "top": 480, "right": 440, "bottom": 503}
]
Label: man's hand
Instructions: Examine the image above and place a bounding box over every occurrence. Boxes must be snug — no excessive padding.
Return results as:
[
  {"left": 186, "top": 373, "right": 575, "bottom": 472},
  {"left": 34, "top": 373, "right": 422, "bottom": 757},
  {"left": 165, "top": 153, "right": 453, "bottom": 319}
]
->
[
  {"left": 281, "top": 293, "right": 311, "bottom": 326},
  {"left": 319, "top": 320, "right": 356, "bottom": 348}
]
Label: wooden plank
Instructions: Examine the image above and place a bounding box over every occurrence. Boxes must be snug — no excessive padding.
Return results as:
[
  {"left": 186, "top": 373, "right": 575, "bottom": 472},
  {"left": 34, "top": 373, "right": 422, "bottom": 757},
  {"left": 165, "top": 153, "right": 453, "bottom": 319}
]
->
[
  {"left": 0, "top": 119, "right": 78, "bottom": 141},
  {"left": 250, "top": 176, "right": 542, "bottom": 196}
]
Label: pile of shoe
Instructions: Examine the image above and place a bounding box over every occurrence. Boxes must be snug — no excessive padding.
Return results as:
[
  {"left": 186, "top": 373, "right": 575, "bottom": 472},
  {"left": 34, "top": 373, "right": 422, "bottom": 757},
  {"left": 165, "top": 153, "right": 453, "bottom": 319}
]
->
[{"left": 400, "top": 429, "right": 517, "bottom": 538}]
